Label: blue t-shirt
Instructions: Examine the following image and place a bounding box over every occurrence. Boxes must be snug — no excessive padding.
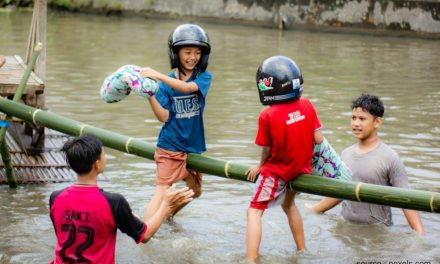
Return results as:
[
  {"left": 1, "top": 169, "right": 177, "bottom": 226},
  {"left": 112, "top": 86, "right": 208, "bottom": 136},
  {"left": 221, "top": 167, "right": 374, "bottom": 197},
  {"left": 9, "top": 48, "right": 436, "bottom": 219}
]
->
[{"left": 155, "top": 70, "right": 211, "bottom": 154}]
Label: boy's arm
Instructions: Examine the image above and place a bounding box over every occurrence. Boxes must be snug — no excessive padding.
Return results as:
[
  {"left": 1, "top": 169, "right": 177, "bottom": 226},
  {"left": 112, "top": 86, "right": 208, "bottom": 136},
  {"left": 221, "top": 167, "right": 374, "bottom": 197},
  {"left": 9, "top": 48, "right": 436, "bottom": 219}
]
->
[
  {"left": 141, "top": 187, "right": 194, "bottom": 243},
  {"left": 147, "top": 96, "right": 169, "bottom": 123},
  {"left": 246, "top": 146, "right": 270, "bottom": 182},
  {"left": 141, "top": 67, "right": 198, "bottom": 93},
  {"left": 402, "top": 209, "right": 424, "bottom": 235},
  {"left": 306, "top": 197, "right": 342, "bottom": 214},
  {"left": 314, "top": 129, "right": 323, "bottom": 144}
]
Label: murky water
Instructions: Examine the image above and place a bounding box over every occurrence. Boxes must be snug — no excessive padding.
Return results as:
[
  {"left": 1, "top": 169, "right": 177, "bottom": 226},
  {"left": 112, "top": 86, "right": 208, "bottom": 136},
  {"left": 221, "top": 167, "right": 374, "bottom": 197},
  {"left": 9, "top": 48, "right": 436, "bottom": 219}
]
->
[{"left": 1, "top": 11, "right": 439, "bottom": 264}]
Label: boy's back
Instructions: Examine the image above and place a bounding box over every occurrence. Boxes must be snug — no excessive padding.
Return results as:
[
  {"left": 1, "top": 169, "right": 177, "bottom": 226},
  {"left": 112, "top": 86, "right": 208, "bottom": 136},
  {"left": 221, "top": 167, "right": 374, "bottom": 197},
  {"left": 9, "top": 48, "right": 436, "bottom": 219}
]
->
[
  {"left": 246, "top": 56, "right": 320, "bottom": 260},
  {"left": 50, "top": 185, "right": 145, "bottom": 263},
  {"left": 256, "top": 97, "right": 321, "bottom": 182}
]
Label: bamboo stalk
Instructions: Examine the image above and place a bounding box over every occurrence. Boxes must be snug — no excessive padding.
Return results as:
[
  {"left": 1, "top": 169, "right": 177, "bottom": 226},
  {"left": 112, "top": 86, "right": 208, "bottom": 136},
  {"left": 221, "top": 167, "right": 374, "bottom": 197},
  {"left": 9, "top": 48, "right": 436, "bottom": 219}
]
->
[
  {"left": 289, "top": 175, "right": 439, "bottom": 213},
  {"left": 0, "top": 98, "right": 438, "bottom": 213},
  {"left": 1, "top": 141, "right": 17, "bottom": 188},
  {"left": 0, "top": 43, "right": 43, "bottom": 188}
]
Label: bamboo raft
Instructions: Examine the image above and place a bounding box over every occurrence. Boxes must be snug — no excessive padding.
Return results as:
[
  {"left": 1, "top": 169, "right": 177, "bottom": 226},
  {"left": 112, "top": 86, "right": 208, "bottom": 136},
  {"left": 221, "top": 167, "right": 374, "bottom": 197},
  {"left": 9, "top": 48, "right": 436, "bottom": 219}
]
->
[
  {"left": 0, "top": 127, "right": 76, "bottom": 184},
  {"left": 0, "top": 98, "right": 438, "bottom": 213},
  {"left": 0, "top": 51, "right": 90, "bottom": 184}
]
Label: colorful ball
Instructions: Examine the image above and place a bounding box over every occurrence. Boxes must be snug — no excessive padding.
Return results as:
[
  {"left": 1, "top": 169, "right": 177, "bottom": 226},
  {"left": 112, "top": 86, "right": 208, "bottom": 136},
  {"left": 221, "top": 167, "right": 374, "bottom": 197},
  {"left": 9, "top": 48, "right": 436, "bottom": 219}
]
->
[{"left": 100, "top": 65, "right": 159, "bottom": 103}]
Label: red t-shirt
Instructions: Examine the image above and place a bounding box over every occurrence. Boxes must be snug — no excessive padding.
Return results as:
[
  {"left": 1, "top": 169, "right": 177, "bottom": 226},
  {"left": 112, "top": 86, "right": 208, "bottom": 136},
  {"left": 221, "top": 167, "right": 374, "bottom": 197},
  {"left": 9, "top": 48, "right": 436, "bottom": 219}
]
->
[
  {"left": 49, "top": 186, "right": 147, "bottom": 264},
  {"left": 255, "top": 98, "right": 322, "bottom": 182}
]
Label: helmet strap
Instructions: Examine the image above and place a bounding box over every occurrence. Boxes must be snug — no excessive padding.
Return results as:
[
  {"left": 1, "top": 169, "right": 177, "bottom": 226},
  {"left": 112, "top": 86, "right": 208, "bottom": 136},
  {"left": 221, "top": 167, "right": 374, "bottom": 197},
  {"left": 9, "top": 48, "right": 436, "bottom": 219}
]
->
[
  {"left": 177, "top": 66, "right": 186, "bottom": 80},
  {"left": 190, "top": 68, "right": 201, "bottom": 81}
]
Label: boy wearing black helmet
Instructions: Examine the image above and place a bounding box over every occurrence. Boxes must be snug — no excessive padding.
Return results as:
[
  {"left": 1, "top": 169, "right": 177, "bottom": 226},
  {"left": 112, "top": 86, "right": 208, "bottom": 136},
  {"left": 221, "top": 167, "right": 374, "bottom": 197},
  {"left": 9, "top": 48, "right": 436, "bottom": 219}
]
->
[
  {"left": 140, "top": 24, "right": 211, "bottom": 220},
  {"left": 246, "top": 56, "right": 323, "bottom": 260}
]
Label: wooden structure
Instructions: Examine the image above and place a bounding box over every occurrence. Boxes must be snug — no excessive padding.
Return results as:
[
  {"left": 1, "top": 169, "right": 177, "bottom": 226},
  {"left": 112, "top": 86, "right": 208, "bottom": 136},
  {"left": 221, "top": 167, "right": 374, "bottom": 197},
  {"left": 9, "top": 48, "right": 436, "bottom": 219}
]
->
[
  {"left": 0, "top": 54, "right": 76, "bottom": 183},
  {"left": 1, "top": 0, "right": 47, "bottom": 153},
  {"left": 0, "top": 55, "right": 44, "bottom": 107},
  {"left": 0, "top": 0, "right": 79, "bottom": 184},
  {"left": 0, "top": 55, "right": 46, "bottom": 153}
]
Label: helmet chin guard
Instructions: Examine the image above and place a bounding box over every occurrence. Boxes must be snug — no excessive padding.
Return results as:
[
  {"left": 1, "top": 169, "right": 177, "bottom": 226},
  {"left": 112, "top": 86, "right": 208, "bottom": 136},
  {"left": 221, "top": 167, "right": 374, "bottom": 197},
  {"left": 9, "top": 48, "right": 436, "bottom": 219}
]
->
[
  {"left": 168, "top": 24, "right": 211, "bottom": 74},
  {"left": 256, "top": 56, "right": 303, "bottom": 105}
]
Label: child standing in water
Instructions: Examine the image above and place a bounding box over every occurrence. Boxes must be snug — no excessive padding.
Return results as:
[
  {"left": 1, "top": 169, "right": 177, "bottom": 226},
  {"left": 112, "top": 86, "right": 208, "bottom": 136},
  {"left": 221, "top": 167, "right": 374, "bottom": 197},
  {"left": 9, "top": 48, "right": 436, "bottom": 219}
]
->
[
  {"left": 246, "top": 56, "right": 323, "bottom": 260},
  {"left": 308, "top": 94, "right": 424, "bottom": 234},
  {"left": 140, "top": 24, "right": 212, "bottom": 220},
  {"left": 49, "top": 135, "right": 194, "bottom": 263}
]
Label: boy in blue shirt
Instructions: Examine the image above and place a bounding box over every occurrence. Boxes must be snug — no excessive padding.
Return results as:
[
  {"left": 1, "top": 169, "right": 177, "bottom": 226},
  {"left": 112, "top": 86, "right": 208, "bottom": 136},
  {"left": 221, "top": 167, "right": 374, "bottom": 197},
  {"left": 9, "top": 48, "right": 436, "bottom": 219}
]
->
[{"left": 141, "top": 24, "right": 212, "bottom": 220}]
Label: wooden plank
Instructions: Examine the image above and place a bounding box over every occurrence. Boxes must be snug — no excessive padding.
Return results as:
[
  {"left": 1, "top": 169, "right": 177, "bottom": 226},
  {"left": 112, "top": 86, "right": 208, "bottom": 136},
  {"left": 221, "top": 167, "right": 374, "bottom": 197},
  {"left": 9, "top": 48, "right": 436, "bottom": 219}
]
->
[{"left": 0, "top": 56, "right": 44, "bottom": 97}]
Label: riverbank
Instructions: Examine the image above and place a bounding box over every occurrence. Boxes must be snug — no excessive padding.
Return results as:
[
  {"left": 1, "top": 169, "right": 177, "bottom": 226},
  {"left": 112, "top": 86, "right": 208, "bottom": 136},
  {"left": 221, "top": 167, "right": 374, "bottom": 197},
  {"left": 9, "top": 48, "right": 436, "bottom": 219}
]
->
[
  {"left": 3, "top": 0, "right": 438, "bottom": 39},
  {"left": 2, "top": 0, "right": 440, "bottom": 39}
]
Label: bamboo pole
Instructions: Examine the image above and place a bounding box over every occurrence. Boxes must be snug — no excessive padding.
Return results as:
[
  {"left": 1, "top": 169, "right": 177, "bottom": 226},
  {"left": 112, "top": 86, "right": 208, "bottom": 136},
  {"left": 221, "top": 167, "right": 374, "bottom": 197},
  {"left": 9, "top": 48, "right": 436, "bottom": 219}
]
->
[
  {"left": 1, "top": 141, "right": 16, "bottom": 188},
  {"left": 289, "top": 175, "right": 439, "bottom": 214},
  {"left": 0, "top": 98, "right": 438, "bottom": 213},
  {"left": 25, "top": 0, "right": 47, "bottom": 111},
  {"left": 25, "top": 0, "right": 46, "bottom": 81},
  {"left": 0, "top": 43, "right": 43, "bottom": 188}
]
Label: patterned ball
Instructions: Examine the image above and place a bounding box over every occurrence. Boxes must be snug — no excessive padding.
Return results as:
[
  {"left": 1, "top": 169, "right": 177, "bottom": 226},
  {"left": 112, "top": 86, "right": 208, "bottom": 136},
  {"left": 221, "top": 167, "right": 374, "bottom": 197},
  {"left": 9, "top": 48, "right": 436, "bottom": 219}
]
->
[{"left": 100, "top": 65, "right": 159, "bottom": 103}]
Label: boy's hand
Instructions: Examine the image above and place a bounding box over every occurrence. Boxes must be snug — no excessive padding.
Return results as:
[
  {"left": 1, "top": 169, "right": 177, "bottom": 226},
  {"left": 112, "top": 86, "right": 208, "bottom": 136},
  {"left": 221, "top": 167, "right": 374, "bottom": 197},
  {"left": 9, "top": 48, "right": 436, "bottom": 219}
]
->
[
  {"left": 246, "top": 165, "right": 260, "bottom": 182},
  {"left": 163, "top": 186, "right": 194, "bottom": 216},
  {"left": 140, "top": 67, "right": 161, "bottom": 81}
]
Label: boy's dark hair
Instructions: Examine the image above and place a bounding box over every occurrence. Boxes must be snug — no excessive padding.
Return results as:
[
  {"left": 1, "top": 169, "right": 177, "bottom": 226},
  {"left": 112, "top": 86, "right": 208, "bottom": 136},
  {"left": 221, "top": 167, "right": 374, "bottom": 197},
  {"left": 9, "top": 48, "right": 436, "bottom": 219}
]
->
[
  {"left": 62, "top": 135, "right": 103, "bottom": 175},
  {"left": 351, "top": 94, "right": 384, "bottom": 118}
]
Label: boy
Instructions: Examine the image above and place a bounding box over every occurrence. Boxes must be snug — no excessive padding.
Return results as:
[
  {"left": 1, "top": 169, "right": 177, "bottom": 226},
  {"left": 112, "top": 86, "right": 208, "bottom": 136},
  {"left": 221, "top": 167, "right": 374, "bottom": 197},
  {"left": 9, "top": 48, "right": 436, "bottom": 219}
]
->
[
  {"left": 49, "top": 135, "right": 194, "bottom": 263},
  {"left": 246, "top": 56, "right": 323, "bottom": 260},
  {"left": 140, "top": 24, "right": 211, "bottom": 220},
  {"left": 308, "top": 94, "right": 424, "bottom": 234}
]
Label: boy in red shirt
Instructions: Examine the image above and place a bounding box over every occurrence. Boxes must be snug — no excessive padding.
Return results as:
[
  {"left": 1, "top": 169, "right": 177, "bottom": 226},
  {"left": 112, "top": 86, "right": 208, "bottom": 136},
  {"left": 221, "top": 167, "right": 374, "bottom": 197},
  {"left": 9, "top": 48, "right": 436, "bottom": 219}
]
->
[
  {"left": 49, "top": 135, "right": 194, "bottom": 263},
  {"left": 246, "top": 56, "right": 323, "bottom": 261}
]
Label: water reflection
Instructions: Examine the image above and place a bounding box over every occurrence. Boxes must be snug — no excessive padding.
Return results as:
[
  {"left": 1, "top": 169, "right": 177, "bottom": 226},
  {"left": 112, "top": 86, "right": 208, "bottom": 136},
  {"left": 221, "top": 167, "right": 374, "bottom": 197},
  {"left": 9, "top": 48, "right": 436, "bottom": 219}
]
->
[{"left": 0, "top": 11, "right": 439, "bottom": 263}]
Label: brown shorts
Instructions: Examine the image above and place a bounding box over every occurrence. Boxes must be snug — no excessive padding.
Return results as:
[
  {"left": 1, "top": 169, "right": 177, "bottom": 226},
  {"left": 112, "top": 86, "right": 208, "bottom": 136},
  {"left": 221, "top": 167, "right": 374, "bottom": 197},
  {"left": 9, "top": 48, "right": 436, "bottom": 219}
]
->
[{"left": 154, "top": 147, "right": 202, "bottom": 186}]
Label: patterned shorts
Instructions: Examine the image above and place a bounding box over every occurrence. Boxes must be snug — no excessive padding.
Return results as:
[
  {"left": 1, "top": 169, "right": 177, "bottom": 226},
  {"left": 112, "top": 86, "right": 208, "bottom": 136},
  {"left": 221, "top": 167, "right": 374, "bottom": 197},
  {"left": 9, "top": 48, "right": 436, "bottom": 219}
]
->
[{"left": 250, "top": 174, "right": 287, "bottom": 210}]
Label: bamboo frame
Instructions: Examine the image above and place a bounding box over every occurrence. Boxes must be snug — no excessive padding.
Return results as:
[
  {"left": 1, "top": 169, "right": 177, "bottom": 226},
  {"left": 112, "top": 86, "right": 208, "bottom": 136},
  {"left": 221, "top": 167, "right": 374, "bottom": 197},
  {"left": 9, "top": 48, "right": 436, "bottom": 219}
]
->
[{"left": 0, "top": 98, "right": 438, "bottom": 213}]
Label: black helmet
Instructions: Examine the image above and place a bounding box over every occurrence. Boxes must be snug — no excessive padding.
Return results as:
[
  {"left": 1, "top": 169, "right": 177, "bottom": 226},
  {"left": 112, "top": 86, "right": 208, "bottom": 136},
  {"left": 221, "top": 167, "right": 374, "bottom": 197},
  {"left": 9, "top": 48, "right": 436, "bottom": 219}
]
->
[
  {"left": 168, "top": 24, "right": 211, "bottom": 73},
  {"left": 256, "top": 56, "right": 303, "bottom": 105}
]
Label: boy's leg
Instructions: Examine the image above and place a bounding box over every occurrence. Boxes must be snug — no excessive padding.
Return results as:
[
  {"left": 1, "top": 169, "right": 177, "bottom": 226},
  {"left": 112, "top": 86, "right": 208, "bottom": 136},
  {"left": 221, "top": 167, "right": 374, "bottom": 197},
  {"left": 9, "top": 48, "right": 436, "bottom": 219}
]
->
[
  {"left": 246, "top": 174, "right": 284, "bottom": 260},
  {"left": 168, "top": 170, "right": 202, "bottom": 218},
  {"left": 185, "top": 170, "right": 202, "bottom": 198},
  {"left": 144, "top": 185, "right": 169, "bottom": 221},
  {"left": 281, "top": 190, "right": 305, "bottom": 251},
  {"left": 246, "top": 208, "right": 264, "bottom": 261},
  {"left": 152, "top": 148, "right": 192, "bottom": 219}
]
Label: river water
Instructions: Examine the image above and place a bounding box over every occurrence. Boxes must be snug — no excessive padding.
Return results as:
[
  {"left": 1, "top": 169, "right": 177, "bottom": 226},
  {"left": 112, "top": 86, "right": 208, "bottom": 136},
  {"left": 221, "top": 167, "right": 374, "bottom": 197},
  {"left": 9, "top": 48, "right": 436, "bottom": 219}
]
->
[{"left": 0, "top": 11, "right": 439, "bottom": 264}]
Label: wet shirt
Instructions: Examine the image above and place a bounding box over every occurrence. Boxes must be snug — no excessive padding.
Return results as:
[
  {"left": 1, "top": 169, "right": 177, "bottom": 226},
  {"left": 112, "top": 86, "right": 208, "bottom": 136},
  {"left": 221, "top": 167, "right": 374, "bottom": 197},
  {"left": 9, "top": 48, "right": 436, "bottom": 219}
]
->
[
  {"left": 49, "top": 186, "right": 146, "bottom": 264},
  {"left": 341, "top": 142, "right": 409, "bottom": 225},
  {"left": 156, "top": 70, "right": 211, "bottom": 154},
  {"left": 255, "top": 98, "right": 322, "bottom": 182}
]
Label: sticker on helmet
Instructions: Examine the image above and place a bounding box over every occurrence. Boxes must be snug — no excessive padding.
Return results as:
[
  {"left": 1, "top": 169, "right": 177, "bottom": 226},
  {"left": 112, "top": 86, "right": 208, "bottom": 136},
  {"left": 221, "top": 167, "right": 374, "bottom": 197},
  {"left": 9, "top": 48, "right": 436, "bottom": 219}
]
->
[
  {"left": 292, "top": 78, "right": 301, "bottom": 91},
  {"left": 258, "top": 77, "right": 274, "bottom": 91},
  {"left": 281, "top": 80, "right": 292, "bottom": 88}
]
